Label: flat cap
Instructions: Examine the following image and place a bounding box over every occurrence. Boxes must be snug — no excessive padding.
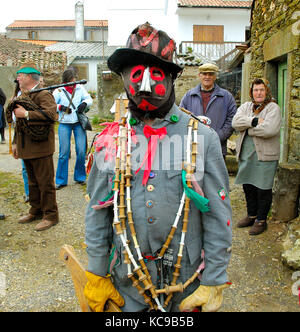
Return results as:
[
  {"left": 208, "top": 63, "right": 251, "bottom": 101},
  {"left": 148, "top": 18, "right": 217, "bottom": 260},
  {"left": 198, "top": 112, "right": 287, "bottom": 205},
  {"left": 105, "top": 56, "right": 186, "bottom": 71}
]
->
[
  {"left": 17, "top": 62, "right": 41, "bottom": 75},
  {"left": 199, "top": 63, "right": 219, "bottom": 73}
]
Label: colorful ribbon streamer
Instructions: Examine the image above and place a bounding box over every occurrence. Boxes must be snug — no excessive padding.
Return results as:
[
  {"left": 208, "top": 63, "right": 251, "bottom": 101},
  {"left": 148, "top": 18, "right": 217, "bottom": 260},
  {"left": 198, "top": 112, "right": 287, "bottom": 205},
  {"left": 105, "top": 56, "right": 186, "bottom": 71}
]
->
[{"left": 182, "top": 170, "right": 210, "bottom": 213}]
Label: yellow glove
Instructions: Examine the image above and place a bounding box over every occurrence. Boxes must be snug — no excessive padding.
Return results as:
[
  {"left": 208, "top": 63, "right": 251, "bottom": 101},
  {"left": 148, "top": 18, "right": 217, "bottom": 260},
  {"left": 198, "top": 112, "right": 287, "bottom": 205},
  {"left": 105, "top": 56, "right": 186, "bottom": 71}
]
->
[
  {"left": 179, "top": 284, "right": 230, "bottom": 312},
  {"left": 84, "top": 271, "right": 125, "bottom": 312}
]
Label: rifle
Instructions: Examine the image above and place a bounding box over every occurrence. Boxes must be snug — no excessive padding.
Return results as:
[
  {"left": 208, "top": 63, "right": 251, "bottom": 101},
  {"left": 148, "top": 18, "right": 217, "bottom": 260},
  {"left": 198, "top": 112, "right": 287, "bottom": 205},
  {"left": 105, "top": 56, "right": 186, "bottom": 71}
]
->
[{"left": 30, "top": 79, "right": 87, "bottom": 94}]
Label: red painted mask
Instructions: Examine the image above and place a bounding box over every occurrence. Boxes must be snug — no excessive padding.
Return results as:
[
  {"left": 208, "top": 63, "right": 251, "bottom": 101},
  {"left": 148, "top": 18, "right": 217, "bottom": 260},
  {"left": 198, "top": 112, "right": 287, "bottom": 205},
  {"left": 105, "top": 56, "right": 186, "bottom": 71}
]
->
[{"left": 122, "top": 64, "right": 173, "bottom": 111}]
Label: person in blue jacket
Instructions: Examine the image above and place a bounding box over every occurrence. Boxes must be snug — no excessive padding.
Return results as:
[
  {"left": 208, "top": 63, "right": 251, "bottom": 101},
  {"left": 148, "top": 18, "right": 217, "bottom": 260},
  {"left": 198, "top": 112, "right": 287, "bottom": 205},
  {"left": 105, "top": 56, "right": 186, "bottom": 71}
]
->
[
  {"left": 53, "top": 69, "right": 93, "bottom": 190},
  {"left": 180, "top": 63, "right": 236, "bottom": 159}
]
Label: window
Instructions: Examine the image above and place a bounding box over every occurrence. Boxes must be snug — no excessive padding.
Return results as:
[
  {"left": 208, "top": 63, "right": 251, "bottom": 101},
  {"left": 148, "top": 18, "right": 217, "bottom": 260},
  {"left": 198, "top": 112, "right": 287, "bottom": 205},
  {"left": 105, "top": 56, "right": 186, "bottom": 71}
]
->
[
  {"left": 85, "top": 30, "right": 94, "bottom": 41},
  {"left": 193, "top": 25, "right": 224, "bottom": 43},
  {"left": 72, "top": 64, "right": 89, "bottom": 81},
  {"left": 28, "top": 31, "right": 38, "bottom": 40}
]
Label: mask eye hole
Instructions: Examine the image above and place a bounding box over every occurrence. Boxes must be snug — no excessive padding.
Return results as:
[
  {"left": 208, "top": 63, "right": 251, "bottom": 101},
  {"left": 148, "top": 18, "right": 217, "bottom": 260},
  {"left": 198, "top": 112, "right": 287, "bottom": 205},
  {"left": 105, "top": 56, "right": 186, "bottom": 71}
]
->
[
  {"left": 130, "top": 65, "right": 145, "bottom": 83},
  {"left": 150, "top": 67, "right": 165, "bottom": 81}
]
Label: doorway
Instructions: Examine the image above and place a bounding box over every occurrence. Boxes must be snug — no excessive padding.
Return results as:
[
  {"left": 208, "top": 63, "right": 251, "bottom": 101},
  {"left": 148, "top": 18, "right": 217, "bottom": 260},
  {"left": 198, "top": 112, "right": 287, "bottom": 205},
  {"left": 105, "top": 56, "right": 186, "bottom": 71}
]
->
[{"left": 277, "top": 61, "right": 287, "bottom": 162}]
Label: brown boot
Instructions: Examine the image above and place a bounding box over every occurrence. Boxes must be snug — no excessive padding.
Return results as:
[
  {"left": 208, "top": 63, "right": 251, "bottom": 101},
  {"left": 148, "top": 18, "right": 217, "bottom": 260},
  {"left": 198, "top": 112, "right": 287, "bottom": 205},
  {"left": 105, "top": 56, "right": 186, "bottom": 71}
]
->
[
  {"left": 35, "top": 219, "right": 58, "bottom": 232},
  {"left": 249, "top": 220, "right": 267, "bottom": 236},
  {"left": 18, "top": 214, "right": 43, "bottom": 224},
  {"left": 237, "top": 216, "right": 256, "bottom": 228}
]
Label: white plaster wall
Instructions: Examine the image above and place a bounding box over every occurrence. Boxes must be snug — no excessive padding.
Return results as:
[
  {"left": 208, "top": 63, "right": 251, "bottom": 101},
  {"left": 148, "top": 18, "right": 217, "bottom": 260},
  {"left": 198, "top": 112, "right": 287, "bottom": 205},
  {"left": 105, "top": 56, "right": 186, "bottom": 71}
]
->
[
  {"left": 6, "top": 29, "right": 75, "bottom": 41},
  {"left": 7, "top": 28, "right": 108, "bottom": 42},
  {"left": 106, "top": 1, "right": 251, "bottom": 48},
  {"left": 177, "top": 8, "right": 251, "bottom": 43}
]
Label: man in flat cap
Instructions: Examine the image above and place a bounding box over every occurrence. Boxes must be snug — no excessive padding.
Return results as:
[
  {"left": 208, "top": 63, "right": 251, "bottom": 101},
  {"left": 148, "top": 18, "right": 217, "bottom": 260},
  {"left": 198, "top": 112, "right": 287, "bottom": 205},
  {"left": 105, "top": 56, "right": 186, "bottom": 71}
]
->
[
  {"left": 10, "top": 62, "right": 59, "bottom": 231},
  {"left": 180, "top": 63, "right": 236, "bottom": 159},
  {"left": 83, "top": 23, "right": 232, "bottom": 312}
]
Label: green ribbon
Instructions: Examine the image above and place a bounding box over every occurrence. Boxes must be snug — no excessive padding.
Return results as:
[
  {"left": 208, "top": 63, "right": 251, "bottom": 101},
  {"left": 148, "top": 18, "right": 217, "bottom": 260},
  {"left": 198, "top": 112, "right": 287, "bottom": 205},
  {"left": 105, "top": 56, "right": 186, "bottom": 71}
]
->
[
  {"left": 182, "top": 170, "right": 210, "bottom": 213},
  {"left": 100, "top": 175, "right": 117, "bottom": 203},
  {"left": 101, "top": 190, "right": 114, "bottom": 203},
  {"left": 108, "top": 245, "right": 120, "bottom": 274}
]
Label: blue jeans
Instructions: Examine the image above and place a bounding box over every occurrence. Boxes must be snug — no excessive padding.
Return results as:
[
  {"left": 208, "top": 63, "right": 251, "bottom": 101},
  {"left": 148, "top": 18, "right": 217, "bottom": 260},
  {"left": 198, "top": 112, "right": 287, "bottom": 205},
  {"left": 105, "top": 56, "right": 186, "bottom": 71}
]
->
[
  {"left": 56, "top": 123, "right": 87, "bottom": 185},
  {"left": 22, "top": 159, "right": 29, "bottom": 197}
]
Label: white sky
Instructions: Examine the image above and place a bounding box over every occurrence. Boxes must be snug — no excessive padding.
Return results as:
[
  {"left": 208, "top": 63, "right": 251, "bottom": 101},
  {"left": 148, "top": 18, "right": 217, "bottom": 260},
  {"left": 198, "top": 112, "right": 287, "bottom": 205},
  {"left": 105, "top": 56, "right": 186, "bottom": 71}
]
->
[{"left": 0, "top": 0, "right": 109, "bottom": 32}]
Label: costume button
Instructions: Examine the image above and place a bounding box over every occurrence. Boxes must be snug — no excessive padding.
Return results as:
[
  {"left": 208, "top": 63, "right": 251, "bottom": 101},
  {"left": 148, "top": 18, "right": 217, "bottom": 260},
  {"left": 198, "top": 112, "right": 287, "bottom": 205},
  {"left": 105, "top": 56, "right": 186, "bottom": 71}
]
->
[
  {"left": 147, "top": 184, "right": 155, "bottom": 192},
  {"left": 146, "top": 200, "right": 154, "bottom": 208},
  {"left": 129, "top": 118, "right": 137, "bottom": 126},
  {"left": 148, "top": 217, "right": 155, "bottom": 224},
  {"left": 170, "top": 114, "right": 179, "bottom": 123},
  {"left": 149, "top": 172, "right": 156, "bottom": 179}
]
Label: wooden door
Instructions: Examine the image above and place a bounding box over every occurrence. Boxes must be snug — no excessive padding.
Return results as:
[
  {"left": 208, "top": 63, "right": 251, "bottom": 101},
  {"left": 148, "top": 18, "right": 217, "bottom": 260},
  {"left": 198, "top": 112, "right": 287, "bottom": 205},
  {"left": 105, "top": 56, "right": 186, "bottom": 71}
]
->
[
  {"left": 72, "top": 64, "right": 89, "bottom": 81},
  {"left": 193, "top": 25, "right": 224, "bottom": 42}
]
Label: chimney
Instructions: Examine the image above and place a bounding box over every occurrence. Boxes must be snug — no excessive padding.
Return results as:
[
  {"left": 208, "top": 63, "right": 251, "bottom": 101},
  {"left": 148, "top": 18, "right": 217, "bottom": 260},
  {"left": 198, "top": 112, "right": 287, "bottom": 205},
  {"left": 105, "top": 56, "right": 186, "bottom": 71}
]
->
[{"left": 75, "top": 1, "right": 84, "bottom": 42}]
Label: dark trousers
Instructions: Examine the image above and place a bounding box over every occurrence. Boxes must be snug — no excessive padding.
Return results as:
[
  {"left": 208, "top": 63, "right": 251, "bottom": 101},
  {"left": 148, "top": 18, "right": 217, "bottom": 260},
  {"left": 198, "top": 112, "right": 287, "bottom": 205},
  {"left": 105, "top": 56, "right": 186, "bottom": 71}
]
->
[
  {"left": 24, "top": 155, "right": 59, "bottom": 222},
  {"left": 0, "top": 128, "right": 4, "bottom": 141},
  {"left": 243, "top": 184, "right": 272, "bottom": 221}
]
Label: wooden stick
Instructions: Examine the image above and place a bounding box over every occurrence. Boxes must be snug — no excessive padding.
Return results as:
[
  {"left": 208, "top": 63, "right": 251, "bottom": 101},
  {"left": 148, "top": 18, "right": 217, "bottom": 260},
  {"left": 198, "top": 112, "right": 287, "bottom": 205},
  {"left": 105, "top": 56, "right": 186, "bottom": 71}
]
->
[
  {"left": 8, "top": 123, "right": 12, "bottom": 155},
  {"left": 114, "top": 99, "right": 121, "bottom": 122},
  {"left": 156, "top": 283, "right": 184, "bottom": 295},
  {"left": 59, "top": 245, "right": 121, "bottom": 312},
  {"left": 128, "top": 273, "right": 155, "bottom": 310},
  {"left": 163, "top": 120, "right": 195, "bottom": 308}
]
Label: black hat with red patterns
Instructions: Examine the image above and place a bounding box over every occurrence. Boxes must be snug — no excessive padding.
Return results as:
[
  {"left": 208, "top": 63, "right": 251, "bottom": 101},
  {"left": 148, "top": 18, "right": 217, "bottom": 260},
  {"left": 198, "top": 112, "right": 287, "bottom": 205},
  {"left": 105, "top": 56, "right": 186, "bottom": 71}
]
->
[{"left": 108, "top": 22, "right": 183, "bottom": 79}]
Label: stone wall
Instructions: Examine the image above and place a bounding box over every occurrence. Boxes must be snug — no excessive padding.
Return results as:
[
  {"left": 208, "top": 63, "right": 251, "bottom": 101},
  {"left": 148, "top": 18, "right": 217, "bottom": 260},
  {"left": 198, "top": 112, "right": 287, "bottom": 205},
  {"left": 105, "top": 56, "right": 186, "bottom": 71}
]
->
[
  {"left": 249, "top": 0, "right": 300, "bottom": 165},
  {"left": 97, "top": 63, "right": 123, "bottom": 119},
  {"left": 0, "top": 67, "right": 18, "bottom": 106},
  {"left": 250, "top": 0, "right": 300, "bottom": 268},
  {"left": 0, "top": 36, "right": 67, "bottom": 88},
  {"left": 175, "top": 66, "right": 199, "bottom": 105},
  {"left": 17, "top": 50, "right": 67, "bottom": 86}
]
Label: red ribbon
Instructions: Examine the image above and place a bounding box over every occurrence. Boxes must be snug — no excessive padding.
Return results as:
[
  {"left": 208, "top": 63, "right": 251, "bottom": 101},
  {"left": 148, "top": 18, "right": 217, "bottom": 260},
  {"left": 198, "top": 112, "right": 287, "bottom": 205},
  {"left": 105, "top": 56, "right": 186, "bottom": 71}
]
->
[{"left": 135, "top": 125, "right": 167, "bottom": 186}]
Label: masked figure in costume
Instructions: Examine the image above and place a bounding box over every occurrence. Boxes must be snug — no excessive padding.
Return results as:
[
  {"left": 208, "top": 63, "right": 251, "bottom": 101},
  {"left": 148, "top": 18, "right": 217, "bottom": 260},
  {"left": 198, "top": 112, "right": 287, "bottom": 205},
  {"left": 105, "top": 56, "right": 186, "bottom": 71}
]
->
[{"left": 84, "top": 23, "right": 232, "bottom": 312}]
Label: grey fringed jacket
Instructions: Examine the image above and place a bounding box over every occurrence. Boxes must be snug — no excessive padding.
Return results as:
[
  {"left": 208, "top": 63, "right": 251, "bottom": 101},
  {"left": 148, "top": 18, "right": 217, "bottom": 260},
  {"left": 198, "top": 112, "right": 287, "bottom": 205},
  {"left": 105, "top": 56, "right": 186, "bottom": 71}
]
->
[{"left": 85, "top": 104, "right": 232, "bottom": 306}]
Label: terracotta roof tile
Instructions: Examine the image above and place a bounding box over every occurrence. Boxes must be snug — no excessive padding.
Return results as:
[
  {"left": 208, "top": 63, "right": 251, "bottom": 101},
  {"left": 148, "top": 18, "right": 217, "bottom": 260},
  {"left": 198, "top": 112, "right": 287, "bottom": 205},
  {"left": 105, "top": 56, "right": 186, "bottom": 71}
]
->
[
  {"left": 7, "top": 20, "right": 108, "bottom": 29},
  {"left": 178, "top": 0, "right": 252, "bottom": 8},
  {"left": 0, "top": 34, "right": 43, "bottom": 65},
  {"left": 17, "top": 39, "right": 58, "bottom": 47}
]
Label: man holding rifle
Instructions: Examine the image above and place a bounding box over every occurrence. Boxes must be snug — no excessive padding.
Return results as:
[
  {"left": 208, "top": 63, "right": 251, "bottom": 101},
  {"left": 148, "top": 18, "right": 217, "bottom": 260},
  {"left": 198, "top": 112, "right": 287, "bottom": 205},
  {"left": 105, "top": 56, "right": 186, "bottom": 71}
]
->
[{"left": 10, "top": 62, "right": 59, "bottom": 231}]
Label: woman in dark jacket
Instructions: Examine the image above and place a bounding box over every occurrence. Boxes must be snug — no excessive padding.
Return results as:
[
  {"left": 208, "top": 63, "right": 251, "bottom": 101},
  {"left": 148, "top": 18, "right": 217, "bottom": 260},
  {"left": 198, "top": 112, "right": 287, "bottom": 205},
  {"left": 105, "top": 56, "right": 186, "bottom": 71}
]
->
[{"left": 0, "top": 88, "right": 7, "bottom": 143}]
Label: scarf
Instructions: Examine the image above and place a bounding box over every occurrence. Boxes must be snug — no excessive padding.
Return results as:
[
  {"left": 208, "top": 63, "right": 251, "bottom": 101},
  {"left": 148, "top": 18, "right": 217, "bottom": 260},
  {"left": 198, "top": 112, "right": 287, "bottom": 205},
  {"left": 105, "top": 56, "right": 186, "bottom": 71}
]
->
[{"left": 65, "top": 85, "right": 76, "bottom": 95}]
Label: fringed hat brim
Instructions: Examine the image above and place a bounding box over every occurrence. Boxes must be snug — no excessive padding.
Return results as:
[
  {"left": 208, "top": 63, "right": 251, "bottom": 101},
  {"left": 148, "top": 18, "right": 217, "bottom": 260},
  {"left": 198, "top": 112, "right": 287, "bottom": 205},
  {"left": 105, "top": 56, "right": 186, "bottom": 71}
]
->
[{"left": 108, "top": 48, "right": 183, "bottom": 79}]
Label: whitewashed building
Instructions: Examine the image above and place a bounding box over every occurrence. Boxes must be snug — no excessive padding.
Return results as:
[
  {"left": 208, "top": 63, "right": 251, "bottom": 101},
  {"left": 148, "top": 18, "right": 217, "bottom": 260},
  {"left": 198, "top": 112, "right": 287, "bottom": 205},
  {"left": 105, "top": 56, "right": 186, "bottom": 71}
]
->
[
  {"left": 177, "top": 0, "right": 252, "bottom": 44},
  {"left": 107, "top": 0, "right": 252, "bottom": 62}
]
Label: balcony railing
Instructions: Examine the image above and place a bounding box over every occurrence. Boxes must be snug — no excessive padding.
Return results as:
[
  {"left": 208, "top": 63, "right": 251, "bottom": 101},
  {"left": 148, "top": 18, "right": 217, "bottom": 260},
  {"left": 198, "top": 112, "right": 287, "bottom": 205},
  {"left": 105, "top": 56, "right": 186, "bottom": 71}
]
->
[{"left": 179, "top": 41, "right": 241, "bottom": 64}]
